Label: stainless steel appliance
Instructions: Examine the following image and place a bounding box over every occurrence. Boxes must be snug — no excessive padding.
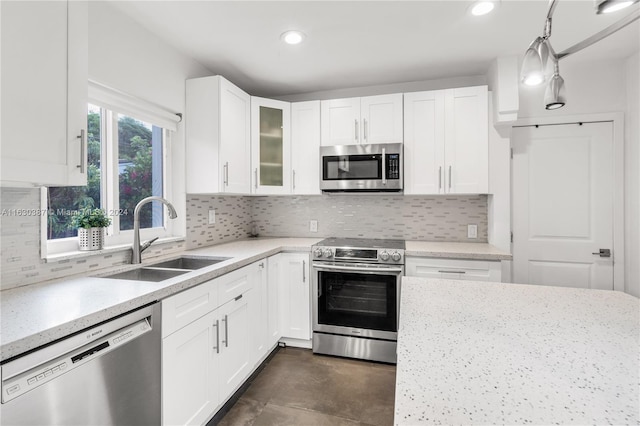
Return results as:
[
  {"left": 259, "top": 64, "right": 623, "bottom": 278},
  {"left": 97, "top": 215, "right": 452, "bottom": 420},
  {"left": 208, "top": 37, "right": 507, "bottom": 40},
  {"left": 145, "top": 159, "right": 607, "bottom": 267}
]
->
[
  {"left": 312, "top": 238, "right": 404, "bottom": 363},
  {"left": 0, "top": 303, "right": 161, "bottom": 425},
  {"left": 320, "top": 143, "right": 403, "bottom": 192}
]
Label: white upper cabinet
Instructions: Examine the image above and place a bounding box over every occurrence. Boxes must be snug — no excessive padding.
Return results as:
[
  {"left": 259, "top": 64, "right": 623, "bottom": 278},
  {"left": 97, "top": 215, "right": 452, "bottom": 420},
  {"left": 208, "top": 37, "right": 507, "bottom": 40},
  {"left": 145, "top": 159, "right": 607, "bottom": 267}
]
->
[
  {"left": 251, "top": 97, "right": 291, "bottom": 195},
  {"left": 291, "top": 101, "right": 321, "bottom": 195},
  {"left": 186, "top": 76, "right": 251, "bottom": 194},
  {"left": 404, "top": 86, "right": 488, "bottom": 195},
  {"left": 1, "top": 0, "right": 88, "bottom": 186},
  {"left": 320, "top": 94, "right": 403, "bottom": 146}
]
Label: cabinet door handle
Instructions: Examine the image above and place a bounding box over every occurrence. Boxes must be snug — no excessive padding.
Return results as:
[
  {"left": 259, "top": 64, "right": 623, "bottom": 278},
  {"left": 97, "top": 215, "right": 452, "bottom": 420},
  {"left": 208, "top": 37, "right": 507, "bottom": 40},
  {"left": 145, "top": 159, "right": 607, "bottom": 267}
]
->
[
  {"left": 292, "top": 170, "right": 296, "bottom": 191},
  {"left": 222, "top": 315, "right": 228, "bottom": 347},
  {"left": 223, "top": 162, "right": 229, "bottom": 186},
  {"left": 254, "top": 168, "right": 258, "bottom": 189},
  {"left": 259, "top": 262, "right": 265, "bottom": 269},
  {"left": 438, "top": 270, "right": 466, "bottom": 274},
  {"left": 355, "top": 119, "right": 359, "bottom": 142},
  {"left": 213, "top": 320, "right": 220, "bottom": 354},
  {"left": 438, "top": 166, "right": 442, "bottom": 190},
  {"left": 302, "top": 260, "right": 306, "bottom": 282},
  {"left": 363, "top": 119, "right": 368, "bottom": 141},
  {"left": 77, "top": 130, "right": 86, "bottom": 173},
  {"left": 448, "top": 165, "right": 452, "bottom": 190}
]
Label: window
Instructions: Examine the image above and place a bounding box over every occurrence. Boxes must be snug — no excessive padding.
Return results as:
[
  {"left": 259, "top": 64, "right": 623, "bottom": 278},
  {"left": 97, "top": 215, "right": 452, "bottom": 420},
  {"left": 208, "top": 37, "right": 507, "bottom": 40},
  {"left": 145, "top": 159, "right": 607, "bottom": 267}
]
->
[{"left": 45, "top": 103, "right": 174, "bottom": 254}]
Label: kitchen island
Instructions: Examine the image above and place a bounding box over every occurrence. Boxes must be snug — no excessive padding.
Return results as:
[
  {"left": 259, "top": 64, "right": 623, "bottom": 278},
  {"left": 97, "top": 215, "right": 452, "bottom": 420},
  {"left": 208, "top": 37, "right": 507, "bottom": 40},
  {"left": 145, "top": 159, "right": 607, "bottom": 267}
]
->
[{"left": 395, "top": 277, "right": 639, "bottom": 425}]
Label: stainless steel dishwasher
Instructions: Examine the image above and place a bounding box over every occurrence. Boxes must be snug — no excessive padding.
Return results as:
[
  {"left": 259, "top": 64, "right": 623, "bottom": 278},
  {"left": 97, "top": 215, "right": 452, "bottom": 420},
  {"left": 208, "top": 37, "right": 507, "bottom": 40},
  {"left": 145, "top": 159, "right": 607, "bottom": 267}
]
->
[{"left": 0, "top": 302, "right": 161, "bottom": 425}]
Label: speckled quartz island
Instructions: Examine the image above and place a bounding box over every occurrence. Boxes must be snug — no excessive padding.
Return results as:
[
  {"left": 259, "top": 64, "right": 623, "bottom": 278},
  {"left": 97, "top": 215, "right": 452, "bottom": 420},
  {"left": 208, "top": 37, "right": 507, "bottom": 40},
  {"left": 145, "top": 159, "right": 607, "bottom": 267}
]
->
[
  {"left": 395, "top": 277, "right": 639, "bottom": 425},
  {"left": 0, "top": 238, "right": 321, "bottom": 362}
]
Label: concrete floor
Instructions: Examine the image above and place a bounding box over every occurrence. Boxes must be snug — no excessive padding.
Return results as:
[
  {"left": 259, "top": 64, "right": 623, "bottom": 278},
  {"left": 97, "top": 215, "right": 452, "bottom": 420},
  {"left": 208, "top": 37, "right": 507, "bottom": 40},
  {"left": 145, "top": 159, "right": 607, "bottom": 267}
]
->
[{"left": 217, "top": 347, "right": 397, "bottom": 426}]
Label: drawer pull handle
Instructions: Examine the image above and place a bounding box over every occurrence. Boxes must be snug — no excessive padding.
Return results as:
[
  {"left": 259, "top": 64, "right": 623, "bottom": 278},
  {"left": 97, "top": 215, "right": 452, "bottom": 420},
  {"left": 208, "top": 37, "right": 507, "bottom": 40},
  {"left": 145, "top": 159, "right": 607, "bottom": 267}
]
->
[
  {"left": 234, "top": 294, "right": 243, "bottom": 301},
  {"left": 438, "top": 270, "right": 466, "bottom": 274}
]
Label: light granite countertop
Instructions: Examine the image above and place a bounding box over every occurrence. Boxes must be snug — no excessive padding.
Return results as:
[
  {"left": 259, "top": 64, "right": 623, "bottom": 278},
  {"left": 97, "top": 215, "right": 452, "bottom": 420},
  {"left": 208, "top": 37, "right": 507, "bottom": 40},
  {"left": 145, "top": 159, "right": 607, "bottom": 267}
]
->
[
  {"left": 1, "top": 238, "right": 508, "bottom": 362},
  {"left": 405, "top": 241, "right": 511, "bottom": 260},
  {"left": 0, "top": 237, "right": 321, "bottom": 362},
  {"left": 395, "top": 277, "right": 640, "bottom": 425}
]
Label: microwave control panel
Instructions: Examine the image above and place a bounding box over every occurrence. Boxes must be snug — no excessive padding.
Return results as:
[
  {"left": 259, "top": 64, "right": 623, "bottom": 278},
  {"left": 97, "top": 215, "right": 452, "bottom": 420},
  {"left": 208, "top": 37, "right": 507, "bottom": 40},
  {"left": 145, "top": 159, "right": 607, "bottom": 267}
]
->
[{"left": 386, "top": 154, "right": 400, "bottom": 179}]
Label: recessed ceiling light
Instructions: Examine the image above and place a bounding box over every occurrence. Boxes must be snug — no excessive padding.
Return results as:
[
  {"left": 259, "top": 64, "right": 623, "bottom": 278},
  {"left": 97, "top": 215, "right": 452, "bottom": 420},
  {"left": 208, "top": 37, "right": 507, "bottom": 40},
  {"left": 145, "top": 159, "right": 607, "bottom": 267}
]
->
[
  {"left": 281, "top": 30, "right": 305, "bottom": 45},
  {"left": 471, "top": 1, "right": 496, "bottom": 16}
]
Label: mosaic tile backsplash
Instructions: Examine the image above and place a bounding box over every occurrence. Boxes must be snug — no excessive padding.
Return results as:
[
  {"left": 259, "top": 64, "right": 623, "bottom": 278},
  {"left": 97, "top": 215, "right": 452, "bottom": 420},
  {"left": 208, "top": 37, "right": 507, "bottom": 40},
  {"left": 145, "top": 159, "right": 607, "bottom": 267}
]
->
[
  {"left": 1, "top": 189, "right": 487, "bottom": 290},
  {"left": 251, "top": 195, "right": 488, "bottom": 241}
]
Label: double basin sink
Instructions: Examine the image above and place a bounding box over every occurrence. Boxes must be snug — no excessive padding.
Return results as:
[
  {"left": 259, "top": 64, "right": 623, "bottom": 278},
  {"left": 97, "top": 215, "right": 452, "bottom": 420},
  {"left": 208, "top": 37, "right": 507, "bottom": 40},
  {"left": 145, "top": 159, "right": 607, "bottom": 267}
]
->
[{"left": 104, "top": 256, "right": 232, "bottom": 282}]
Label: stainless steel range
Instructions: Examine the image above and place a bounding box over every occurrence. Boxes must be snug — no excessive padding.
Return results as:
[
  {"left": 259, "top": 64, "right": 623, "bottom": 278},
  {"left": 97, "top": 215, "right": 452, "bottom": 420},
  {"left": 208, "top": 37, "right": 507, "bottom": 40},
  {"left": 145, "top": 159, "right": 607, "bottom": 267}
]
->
[{"left": 311, "top": 238, "right": 405, "bottom": 364}]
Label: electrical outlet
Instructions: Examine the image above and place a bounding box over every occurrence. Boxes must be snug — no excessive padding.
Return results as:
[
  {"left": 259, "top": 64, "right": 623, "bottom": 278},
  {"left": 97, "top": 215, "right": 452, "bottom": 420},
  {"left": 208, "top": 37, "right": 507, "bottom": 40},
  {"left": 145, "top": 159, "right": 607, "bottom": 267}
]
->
[
  {"left": 208, "top": 209, "right": 216, "bottom": 225},
  {"left": 309, "top": 220, "right": 318, "bottom": 233},
  {"left": 467, "top": 224, "right": 478, "bottom": 239}
]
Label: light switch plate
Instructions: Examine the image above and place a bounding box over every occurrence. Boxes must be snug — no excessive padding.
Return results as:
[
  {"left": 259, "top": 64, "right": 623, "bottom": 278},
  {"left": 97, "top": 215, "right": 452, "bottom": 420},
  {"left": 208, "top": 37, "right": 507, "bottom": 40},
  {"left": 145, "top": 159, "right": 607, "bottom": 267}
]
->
[
  {"left": 309, "top": 220, "right": 318, "bottom": 233},
  {"left": 208, "top": 209, "right": 216, "bottom": 225},
  {"left": 467, "top": 224, "right": 478, "bottom": 239}
]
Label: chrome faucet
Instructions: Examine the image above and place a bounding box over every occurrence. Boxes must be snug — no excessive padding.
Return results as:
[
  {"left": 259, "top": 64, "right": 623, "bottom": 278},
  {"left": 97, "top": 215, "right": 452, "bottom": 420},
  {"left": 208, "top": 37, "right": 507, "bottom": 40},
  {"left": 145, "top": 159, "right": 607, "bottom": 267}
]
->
[{"left": 132, "top": 196, "right": 178, "bottom": 264}]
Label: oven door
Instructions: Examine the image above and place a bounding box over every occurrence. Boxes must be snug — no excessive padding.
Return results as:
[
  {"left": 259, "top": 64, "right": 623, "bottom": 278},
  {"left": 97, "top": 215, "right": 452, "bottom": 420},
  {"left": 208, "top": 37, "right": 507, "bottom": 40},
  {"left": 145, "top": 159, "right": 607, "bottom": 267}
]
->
[{"left": 312, "top": 262, "right": 402, "bottom": 341}]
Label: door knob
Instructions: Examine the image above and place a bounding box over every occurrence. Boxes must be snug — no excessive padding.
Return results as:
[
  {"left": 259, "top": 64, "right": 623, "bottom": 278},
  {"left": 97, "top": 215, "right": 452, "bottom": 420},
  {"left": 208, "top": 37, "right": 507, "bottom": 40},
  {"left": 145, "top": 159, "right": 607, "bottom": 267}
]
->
[{"left": 592, "top": 249, "right": 611, "bottom": 258}]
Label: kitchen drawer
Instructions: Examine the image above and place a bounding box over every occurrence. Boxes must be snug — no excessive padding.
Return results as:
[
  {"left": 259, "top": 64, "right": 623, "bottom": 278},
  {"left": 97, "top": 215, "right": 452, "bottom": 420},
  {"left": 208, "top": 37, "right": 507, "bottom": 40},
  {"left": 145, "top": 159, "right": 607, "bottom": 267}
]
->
[
  {"left": 406, "top": 257, "right": 501, "bottom": 282},
  {"left": 217, "top": 263, "right": 255, "bottom": 306},
  {"left": 162, "top": 279, "right": 218, "bottom": 338}
]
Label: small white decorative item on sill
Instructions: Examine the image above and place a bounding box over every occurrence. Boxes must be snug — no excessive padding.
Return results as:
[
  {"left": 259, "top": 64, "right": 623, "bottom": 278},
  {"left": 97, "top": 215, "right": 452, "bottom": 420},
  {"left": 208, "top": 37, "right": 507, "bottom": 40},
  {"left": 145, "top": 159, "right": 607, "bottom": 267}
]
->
[
  {"left": 72, "top": 208, "right": 112, "bottom": 251},
  {"left": 78, "top": 227, "right": 105, "bottom": 251}
]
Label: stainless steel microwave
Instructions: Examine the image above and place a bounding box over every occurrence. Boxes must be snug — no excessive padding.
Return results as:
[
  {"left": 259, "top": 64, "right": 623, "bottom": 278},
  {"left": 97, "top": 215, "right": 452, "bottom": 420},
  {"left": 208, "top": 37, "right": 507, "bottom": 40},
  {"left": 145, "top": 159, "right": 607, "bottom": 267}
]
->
[{"left": 320, "top": 143, "right": 403, "bottom": 192}]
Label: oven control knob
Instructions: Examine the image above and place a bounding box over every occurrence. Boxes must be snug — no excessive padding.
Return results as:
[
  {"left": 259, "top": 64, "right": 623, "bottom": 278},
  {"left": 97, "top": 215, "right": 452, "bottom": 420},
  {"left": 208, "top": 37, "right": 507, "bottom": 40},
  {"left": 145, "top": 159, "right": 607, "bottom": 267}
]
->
[
  {"left": 314, "top": 248, "right": 323, "bottom": 258},
  {"left": 391, "top": 251, "right": 402, "bottom": 262},
  {"left": 323, "top": 249, "right": 333, "bottom": 258},
  {"left": 380, "top": 250, "right": 390, "bottom": 261}
]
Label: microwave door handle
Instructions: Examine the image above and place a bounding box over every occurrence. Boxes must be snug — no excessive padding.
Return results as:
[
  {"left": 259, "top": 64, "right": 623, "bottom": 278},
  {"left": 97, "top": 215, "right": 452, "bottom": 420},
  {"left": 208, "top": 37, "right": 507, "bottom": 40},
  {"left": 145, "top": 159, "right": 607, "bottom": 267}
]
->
[{"left": 382, "top": 148, "right": 386, "bottom": 185}]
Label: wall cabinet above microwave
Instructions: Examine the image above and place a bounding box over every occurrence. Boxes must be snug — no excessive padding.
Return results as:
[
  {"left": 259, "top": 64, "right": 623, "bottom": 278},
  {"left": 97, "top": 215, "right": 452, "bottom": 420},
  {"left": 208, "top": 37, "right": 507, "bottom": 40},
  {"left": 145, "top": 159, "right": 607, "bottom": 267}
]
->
[
  {"left": 320, "top": 94, "right": 403, "bottom": 146},
  {"left": 404, "top": 86, "right": 488, "bottom": 195}
]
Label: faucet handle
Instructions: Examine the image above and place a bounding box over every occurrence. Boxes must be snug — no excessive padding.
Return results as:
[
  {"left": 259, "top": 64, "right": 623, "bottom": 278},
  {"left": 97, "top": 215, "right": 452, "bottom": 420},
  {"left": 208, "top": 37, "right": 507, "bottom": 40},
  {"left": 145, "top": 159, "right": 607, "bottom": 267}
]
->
[{"left": 141, "top": 236, "right": 160, "bottom": 253}]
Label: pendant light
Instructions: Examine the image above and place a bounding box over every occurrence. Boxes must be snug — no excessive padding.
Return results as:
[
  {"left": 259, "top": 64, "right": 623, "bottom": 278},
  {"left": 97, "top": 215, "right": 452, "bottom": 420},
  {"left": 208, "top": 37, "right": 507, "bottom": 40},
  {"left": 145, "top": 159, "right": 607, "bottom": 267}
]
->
[{"left": 520, "top": 0, "right": 639, "bottom": 110}]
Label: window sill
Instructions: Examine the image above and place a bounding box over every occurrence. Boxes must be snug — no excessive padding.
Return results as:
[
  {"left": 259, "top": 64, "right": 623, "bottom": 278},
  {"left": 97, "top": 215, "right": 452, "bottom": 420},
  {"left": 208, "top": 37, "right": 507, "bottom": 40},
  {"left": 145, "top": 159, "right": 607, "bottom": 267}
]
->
[{"left": 43, "top": 236, "right": 185, "bottom": 263}]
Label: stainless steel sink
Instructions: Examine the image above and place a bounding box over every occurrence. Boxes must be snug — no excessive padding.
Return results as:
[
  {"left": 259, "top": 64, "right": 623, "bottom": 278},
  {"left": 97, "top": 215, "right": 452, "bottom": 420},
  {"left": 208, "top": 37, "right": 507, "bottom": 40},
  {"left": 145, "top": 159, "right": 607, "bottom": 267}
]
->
[
  {"left": 104, "top": 267, "right": 190, "bottom": 282},
  {"left": 150, "top": 256, "right": 231, "bottom": 270}
]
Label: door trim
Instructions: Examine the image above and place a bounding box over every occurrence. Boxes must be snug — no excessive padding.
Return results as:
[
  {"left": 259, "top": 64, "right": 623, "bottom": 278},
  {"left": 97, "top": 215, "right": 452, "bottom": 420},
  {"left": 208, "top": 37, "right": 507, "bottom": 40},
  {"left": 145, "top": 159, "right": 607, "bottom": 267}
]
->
[{"left": 511, "top": 112, "right": 624, "bottom": 292}]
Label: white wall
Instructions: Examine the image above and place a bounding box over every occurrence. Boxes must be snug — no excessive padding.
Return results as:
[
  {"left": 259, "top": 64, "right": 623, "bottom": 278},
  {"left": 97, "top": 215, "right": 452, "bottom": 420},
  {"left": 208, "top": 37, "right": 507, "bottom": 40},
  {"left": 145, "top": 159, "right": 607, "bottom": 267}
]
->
[
  {"left": 88, "top": 1, "right": 212, "bottom": 237},
  {"left": 518, "top": 58, "right": 627, "bottom": 118},
  {"left": 625, "top": 52, "right": 639, "bottom": 297}
]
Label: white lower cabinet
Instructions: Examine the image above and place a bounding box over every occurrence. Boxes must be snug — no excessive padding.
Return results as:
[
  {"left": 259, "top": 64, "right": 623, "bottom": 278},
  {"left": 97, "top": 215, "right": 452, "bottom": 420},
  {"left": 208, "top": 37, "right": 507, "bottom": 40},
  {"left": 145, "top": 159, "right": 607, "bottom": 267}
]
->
[
  {"left": 406, "top": 257, "right": 502, "bottom": 282},
  {"left": 162, "top": 262, "right": 258, "bottom": 426},
  {"left": 162, "top": 310, "right": 220, "bottom": 426},
  {"left": 269, "top": 253, "right": 311, "bottom": 341}
]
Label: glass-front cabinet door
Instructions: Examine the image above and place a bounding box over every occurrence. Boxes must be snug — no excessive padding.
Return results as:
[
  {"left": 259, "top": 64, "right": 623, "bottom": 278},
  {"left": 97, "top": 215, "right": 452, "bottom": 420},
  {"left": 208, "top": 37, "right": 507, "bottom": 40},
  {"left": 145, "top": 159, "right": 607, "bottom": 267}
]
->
[{"left": 251, "top": 97, "right": 291, "bottom": 194}]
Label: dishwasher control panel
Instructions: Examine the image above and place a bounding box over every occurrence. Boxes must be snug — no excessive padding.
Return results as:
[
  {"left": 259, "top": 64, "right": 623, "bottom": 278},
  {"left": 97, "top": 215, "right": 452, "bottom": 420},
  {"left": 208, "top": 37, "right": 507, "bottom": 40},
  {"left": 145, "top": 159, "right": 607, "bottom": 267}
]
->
[{"left": 1, "top": 318, "right": 150, "bottom": 403}]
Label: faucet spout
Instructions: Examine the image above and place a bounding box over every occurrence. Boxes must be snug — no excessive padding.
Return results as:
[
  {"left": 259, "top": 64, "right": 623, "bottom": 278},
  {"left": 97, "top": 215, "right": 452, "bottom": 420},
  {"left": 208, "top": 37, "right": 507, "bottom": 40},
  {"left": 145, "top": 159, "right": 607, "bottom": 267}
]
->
[{"left": 132, "top": 196, "right": 178, "bottom": 264}]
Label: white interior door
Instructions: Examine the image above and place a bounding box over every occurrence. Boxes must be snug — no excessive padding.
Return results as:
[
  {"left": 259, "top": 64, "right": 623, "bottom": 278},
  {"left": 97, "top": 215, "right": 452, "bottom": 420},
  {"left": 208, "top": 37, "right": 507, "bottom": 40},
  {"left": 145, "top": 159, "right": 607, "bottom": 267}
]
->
[{"left": 512, "top": 122, "right": 614, "bottom": 290}]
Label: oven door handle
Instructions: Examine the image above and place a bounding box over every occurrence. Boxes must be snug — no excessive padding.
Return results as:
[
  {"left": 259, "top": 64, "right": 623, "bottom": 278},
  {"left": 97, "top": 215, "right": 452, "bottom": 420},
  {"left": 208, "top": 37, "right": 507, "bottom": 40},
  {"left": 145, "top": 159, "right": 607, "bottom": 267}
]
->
[{"left": 313, "top": 264, "right": 403, "bottom": 274}]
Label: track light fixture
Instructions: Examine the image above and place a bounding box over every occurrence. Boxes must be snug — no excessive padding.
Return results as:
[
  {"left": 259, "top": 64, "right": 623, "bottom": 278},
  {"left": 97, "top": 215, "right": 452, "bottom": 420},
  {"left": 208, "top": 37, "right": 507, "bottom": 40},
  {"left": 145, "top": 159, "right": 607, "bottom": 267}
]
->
[{"left": 520, "top": 0, "right": 639, "bottom": 110}]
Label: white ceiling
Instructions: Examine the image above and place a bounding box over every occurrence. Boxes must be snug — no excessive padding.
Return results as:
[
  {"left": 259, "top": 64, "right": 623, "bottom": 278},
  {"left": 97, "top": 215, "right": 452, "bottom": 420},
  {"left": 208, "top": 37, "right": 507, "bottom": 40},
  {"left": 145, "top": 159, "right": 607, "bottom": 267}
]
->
[{"left": 110, "top": 0, "right": 640, "bottom": 98}]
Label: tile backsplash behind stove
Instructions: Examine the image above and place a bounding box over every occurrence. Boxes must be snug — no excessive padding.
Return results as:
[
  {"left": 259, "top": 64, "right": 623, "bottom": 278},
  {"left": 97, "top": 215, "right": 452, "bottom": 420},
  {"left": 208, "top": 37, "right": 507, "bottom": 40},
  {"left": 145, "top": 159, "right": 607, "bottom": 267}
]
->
[{"left": 250, "top": 195, "right": 488, "bottom": 241}]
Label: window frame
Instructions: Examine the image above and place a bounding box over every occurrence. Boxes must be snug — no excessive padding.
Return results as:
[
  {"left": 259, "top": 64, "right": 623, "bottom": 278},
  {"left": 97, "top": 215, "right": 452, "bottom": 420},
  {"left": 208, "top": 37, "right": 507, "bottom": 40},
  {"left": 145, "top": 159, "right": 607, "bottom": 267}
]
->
[{"left": 42, "top": 104, "right": 177, "bottom": 257}]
